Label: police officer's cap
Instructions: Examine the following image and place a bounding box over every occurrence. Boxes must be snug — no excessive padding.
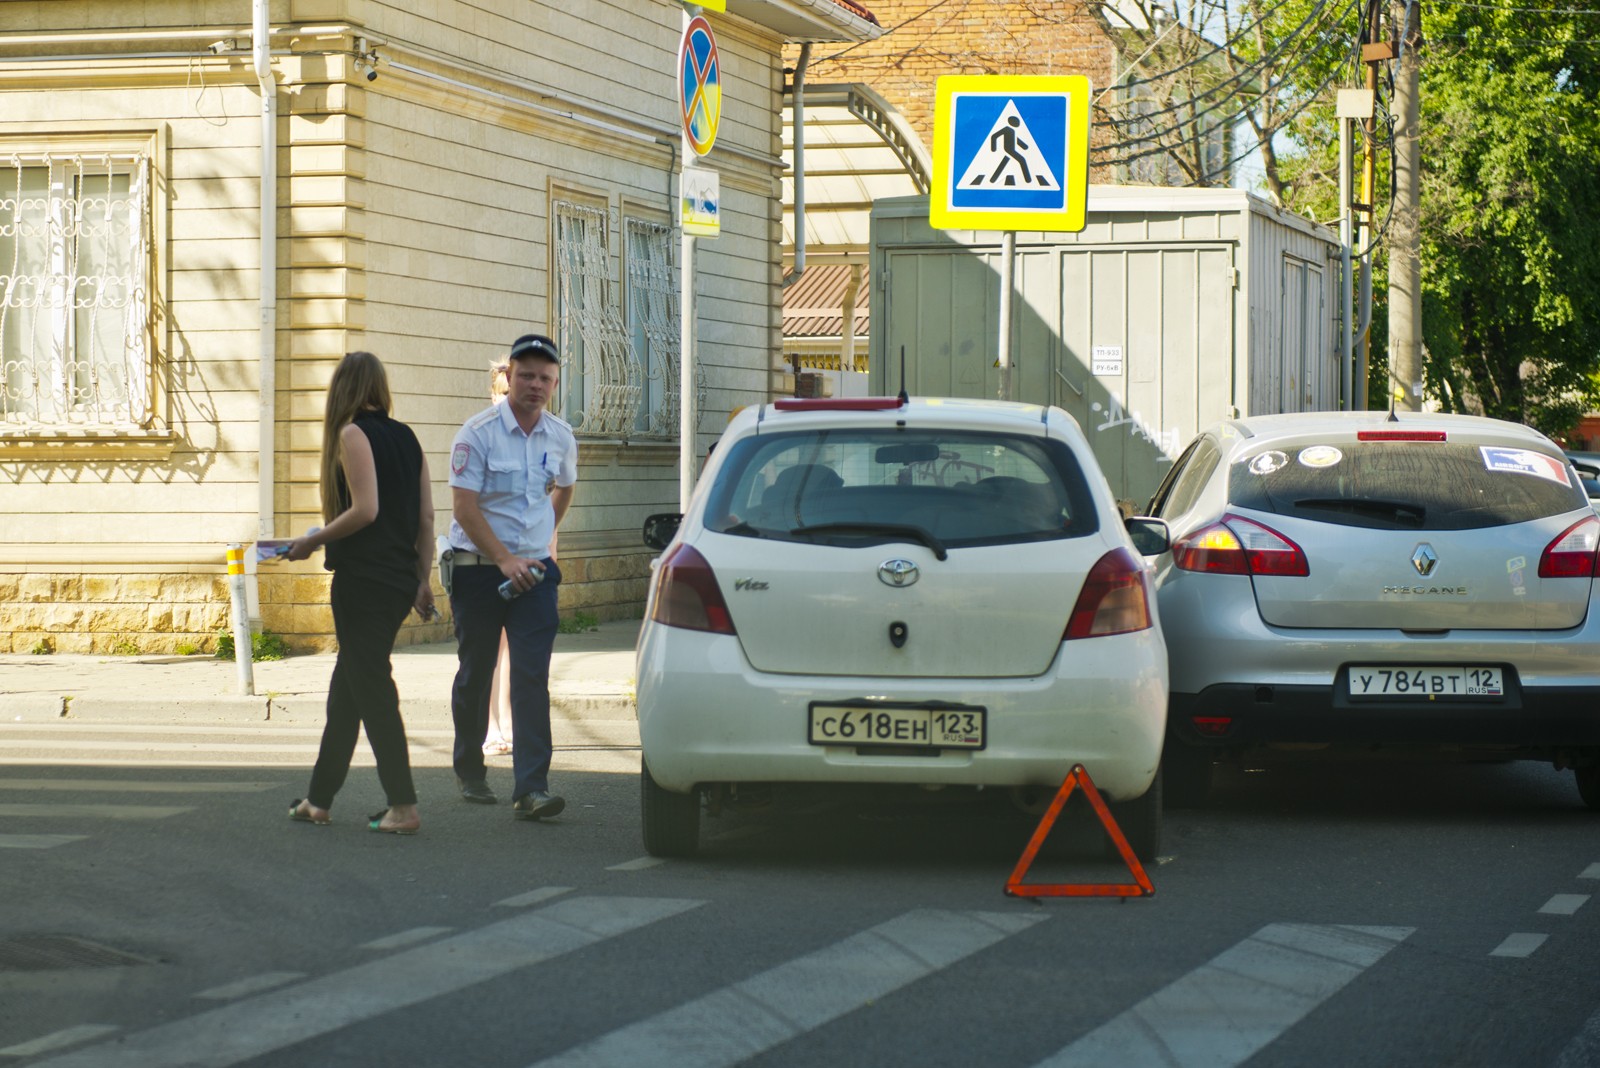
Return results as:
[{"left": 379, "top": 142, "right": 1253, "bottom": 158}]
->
[{"left": 508, "top": 334, "right": 560, "bottom": 365}]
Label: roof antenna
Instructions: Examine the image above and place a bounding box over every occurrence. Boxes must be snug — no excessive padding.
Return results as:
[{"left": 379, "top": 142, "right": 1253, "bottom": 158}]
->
[
  {"left": 1387, "top": 376, "right": 1399, "bottom": 422},
  {"left": 897, "top": 345, "right": 909, "bottom": 405}
]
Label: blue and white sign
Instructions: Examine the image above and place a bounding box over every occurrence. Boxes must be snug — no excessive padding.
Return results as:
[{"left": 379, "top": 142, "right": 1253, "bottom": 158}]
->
[
  {"left": 1481, "top": 446, "right": 1571, "bottom": 486},
  {"left": 930, "top": 75, "right": 1090, "bottom": 232}
]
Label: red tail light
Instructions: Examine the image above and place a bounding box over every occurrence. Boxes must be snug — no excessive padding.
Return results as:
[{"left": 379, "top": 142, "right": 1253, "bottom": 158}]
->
[
  {"left": 649, "top": 544, "right": 737, "bottom": 634},
  {"left": 1172, "top": 514, "right": 1309, "bottom": 577},
  {"left": 1064, "top": 548, "right": 1153, "bottom": 639},
  {"left": 1539, "top": 515, "right": 1599, "bottom": 578}
]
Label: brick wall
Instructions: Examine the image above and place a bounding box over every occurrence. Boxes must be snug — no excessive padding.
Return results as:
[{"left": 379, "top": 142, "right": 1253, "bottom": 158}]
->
[{"left": 795, "top": 0, "right": 1118, "bottom": 152}]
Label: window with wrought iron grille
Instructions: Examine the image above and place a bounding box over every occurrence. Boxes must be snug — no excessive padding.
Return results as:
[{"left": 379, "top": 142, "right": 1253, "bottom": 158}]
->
[
  {"left": 552, "top": 197, "right": 640, "bottom": 437},
  {"left": 0, "top": 150, "right": 153, "bottom": 432},
  {"left": 624, "top": 215, "right": 703, "bottom": 438}
]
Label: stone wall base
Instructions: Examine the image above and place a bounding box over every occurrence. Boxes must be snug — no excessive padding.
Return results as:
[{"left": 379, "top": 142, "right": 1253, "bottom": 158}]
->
[{"left": 1, "top": 549, "right": 656, "bottom": 655}]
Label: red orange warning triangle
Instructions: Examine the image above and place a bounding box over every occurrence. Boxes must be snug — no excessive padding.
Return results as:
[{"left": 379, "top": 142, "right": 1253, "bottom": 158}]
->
[{"left": 1004, "top": 764, "right": 1155, "bottom": 898}]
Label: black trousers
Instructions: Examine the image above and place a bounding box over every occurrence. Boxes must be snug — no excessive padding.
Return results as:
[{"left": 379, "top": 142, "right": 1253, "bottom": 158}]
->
[{"left": 306, "top": 572, "right": 418, "bottom": 810}]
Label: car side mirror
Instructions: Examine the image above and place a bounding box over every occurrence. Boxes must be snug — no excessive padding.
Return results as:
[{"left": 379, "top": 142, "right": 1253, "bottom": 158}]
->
[
  {"left": 1125, "top": 516, "right": 1170, "bottom": 556},
  {"left": 642, "top": 512, "right": 683, "bottom": 551}
]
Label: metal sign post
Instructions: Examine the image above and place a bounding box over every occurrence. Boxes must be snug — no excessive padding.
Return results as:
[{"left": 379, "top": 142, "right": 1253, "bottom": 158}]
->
[
  {"left": 930, "top": 76, "right": 1090, "bottom": 404},
  {"left": 678, "top": 9, "right": 721, "bottom": 509}
]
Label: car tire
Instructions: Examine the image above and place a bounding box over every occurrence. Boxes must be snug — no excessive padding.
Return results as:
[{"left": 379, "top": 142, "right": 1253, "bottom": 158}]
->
[
  {"left": 1106, "top": 766, "right": 1161, "bottom": 864},
  {"left": 1162, "top": 742, "right": 1214, "bottom": 809},
  {"left": 1576, "top": 762, "right": 1600, "bottom": 812},
  {"left": 641, "top": 760, "right": 701, "bottom": 858}
]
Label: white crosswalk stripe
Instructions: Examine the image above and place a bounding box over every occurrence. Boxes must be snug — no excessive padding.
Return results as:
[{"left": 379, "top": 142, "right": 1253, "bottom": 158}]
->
[
  {"left": 0, "top": 834, "right": 87, "bottom": 849},
  {"left": 0, "top": 721, "right": 636, "bottom": 772},
  {"left": 26, "top": 896, "right": 703, "bottom": 1068},
  {"left": 525, "top": 909, "right": 1045, "bottom": 1068},
  {"left": 1032, "top": 924, "right": 1413, "bottom": 1068}
]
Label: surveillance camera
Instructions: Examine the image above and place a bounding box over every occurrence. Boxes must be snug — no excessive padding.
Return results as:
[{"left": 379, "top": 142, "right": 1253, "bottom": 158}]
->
[
  {"left": 208, "top": 40, "right": 228, "bottom": 54},
  {"left": 366, "top": 68, "right": 378, "bottom": 82}
]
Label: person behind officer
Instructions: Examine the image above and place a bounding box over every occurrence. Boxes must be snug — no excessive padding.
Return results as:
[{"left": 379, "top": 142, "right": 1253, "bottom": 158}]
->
[
  {"left": 445, "top": 333, "right": 576, "bottom": 819},
  {"left": 286, "top": 350, "right": 434, "bottom": 835}
]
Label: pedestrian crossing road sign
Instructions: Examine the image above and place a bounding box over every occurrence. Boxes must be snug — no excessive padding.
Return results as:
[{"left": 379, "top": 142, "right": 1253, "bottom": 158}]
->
[{"left": 930, "top": 75, "right": 1090, "bottom": 233}]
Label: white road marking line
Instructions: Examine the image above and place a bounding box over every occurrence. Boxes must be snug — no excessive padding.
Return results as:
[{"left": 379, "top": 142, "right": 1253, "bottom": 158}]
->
[
  {"left": 606, "top": 856, "right": 665, "bottom": 871},
  {"left": 25, "top": 896, "right": 702, "bottom": 1068},
  {"left": 1579, "top": 862, "right": 1600, "bottom": 880},
  {"left": 1033, "top": 924, "right": 1414, "bottom": 1068},
  {"left": 0, "top": 804, "right": 193, "bottom": 821},
  {"left": 495, "top": 887, "right": 573, "bottom": 908},
  {"left": 0, "top": 1025, "right": 119, "bottom": 1057},
  {"left": 525, "top": 908, "right": 1045, "bottom": 1068},
  {"left": 0, "top": 834, "right": 88, "bottom": 849},
  {"left": 1539, "top": 894, "right": 1590, "bottom": 916},
  {"left": 1490, "top": 933, "right": 1548, "bottom": 958},
  {"left": 0, "top": 779, "right": 281, "bottom": 793},
  {"left": 358, "top": 927, "right": 453, "bottom": 951},
  {"left": 1552, "top": 1003, "right": 1600, "bottom": 1068},
  {"left": 194, "top": 972, "right": 306, "bottom": 1001}
]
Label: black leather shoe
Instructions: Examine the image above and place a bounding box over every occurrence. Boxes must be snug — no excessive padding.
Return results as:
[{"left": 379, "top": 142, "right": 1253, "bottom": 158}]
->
[
  {"left": 458, "top": 778, "right": 498, "bottom": 805},
  {"left": 512, "top": 790, "right": 565, "bottom": 821}
]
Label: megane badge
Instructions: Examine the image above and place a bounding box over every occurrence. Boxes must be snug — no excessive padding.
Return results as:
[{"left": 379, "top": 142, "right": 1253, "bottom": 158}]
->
[
  {"left": 1412, "top": 543, "right": 1438, "bottom": 577},
  {"left": 878, "top": 559, "right": 919, "bottom": 587}
]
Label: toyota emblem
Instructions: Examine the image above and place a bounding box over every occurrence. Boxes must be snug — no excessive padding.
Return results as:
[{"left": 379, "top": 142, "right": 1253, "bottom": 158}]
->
[{"left": 878, "top": 558, "right": 919, "bottom": 587}]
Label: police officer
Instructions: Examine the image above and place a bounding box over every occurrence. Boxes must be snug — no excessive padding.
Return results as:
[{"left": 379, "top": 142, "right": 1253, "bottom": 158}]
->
[{"left": 445, "top": 333, "right": 576, "bottom": 819}]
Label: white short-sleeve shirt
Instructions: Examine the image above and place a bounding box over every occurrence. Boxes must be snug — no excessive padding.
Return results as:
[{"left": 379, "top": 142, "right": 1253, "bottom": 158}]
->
[{"left": 447, "top": 403, "right": 577, "bottom": 560}]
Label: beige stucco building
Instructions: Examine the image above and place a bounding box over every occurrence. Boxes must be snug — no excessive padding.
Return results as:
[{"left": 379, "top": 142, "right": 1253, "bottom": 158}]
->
[{"left": 0, "top": 0, "right": 881, "bottom": 653}]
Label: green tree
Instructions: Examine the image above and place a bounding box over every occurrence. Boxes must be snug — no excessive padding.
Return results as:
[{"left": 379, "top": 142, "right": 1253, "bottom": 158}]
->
[{"left": 1417, "top": 4, "right": 1600, "bottom": 432}]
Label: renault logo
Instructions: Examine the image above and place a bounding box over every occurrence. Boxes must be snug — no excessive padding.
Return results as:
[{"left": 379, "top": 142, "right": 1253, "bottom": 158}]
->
[
  {"left": 878, "top": 559, "right": 919, "bottom": 587},
  {"left": 1412, "top": 543, "right": 1438, "bottom": 577}
]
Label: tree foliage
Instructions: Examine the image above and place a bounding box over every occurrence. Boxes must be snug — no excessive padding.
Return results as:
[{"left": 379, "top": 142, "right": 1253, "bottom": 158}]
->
[{"left": 1417, "top": 3, "right": 1600, "bottom": 433}]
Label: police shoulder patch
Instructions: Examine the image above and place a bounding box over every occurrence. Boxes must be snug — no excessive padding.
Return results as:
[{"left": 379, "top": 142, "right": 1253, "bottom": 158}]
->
[{"left": 451, "top": 442, "right": 471, "bottom": 475}]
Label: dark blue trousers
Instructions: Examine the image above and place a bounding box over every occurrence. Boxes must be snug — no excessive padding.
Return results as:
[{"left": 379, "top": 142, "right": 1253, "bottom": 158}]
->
[{"left": 449, "top": 560, "right": 561, "bottom": 800}]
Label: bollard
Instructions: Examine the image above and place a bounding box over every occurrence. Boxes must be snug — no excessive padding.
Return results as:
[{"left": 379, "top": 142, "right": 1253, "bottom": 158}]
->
[{"left": 225, "top": 544, "right": 256, "bottom": 696}]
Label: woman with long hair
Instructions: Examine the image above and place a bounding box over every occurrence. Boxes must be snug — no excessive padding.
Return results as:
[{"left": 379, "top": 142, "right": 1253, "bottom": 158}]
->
[{"left": 285, "top": 351, "right": 435, "bottom": 835}]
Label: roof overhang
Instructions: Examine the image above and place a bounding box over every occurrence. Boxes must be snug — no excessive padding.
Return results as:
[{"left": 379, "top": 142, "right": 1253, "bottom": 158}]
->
[{"left": 725, "top": 0, "right": 884, "bottom": 42}]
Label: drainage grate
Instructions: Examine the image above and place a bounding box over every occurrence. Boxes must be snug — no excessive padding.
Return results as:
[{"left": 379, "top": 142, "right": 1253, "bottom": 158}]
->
[{"left": 0, "top": 935, "right": 155, "bottom": 971}]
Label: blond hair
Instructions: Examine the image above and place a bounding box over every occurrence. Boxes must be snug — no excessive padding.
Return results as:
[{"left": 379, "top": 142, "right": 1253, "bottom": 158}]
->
[
  {"left": 490, "top": 359, "right": 510, "bottom": 399},
  {"left": 319, "top": 351, "right": 392, "bottom": 523}
]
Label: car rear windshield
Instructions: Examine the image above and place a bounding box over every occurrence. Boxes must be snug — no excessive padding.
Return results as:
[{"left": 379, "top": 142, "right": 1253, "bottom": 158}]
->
[
  {"left": 1229, "top": 440, "right": 1590, "bottom": 530},
  {"left": 704, "top": 428, "right": 1100, "bottom": 549}
]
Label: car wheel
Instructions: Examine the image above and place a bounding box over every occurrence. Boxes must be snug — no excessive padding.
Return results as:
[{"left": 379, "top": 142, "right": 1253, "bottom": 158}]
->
[
  {"left": 1106, "top": 765, "right": 1161, "bottom": 864},
  {"left": 1576, "top": 762, "right": 1600, "bottom": 812},
  {"left": 641, "top": 760, "right": 701, "bottom": 858},
  {"left": 1162, "top": 742, "right": 1214, "bottom": 809}
]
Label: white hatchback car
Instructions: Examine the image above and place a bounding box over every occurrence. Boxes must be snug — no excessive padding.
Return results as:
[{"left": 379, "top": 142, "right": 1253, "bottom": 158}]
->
[{"left": 634, "top": 396, "right": 1170, "bottom": 858}]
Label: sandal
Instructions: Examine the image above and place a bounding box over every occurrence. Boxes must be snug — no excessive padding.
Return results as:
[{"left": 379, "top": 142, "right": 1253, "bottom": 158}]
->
[
  {"left": 482, "top": 738, "right": 513, "bottom": 756},
  {"left": 288, "top": 798, "right": 331, "bottom": 825},
  {"left": 368, "top": 808, "right": 420, "bottom": 835}
]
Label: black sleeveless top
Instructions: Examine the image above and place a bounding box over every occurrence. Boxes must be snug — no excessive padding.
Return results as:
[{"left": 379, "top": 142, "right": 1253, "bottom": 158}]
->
[{"left": 323, "top": 411, "right": 424, "bottom": 595}]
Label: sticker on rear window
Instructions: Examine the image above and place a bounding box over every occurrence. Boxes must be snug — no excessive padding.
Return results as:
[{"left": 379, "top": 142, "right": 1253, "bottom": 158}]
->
[
  {"left": 1298, "top": 445, "right": 1343, "bottom": 468},
  {"left": 1480, "top": 446, "right": 1571, "bottom": 486},
  {"left": 1248, "top": 451, "right": 1288, "bottom": 475}
]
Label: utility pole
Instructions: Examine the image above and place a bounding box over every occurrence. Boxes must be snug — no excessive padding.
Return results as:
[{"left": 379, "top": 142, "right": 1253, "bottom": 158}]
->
[
  {"left": 1388, "top": 0, "right": 1422, "bottom": 412},
  {"left": 1356, "top": 0, "right": 1389, "bottom": 411}
]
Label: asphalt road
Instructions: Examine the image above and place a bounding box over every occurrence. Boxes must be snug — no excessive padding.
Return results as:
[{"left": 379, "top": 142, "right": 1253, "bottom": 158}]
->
[{"left": 2, "top": 724, "right": 1598, "bottom": 1068}]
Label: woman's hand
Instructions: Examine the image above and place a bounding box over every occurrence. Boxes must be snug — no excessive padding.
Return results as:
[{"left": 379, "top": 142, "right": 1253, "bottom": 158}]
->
[
  {"left": 414, "top": 582, "right": 437, "bottom": 621},
  {"left": 284, "top": 535, "right": 317, "bottom": 562}
]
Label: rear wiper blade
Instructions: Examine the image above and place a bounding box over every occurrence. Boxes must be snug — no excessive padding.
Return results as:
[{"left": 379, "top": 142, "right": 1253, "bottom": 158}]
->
[
  {"left": 788, "top": 521, "right": 949, "bottom": 561},
  {"left": 1293, "top": 497, "right": 1425, "bottom": 524},
  {"left": 720, "top": 521, "right": 765, "bottom": 538}
]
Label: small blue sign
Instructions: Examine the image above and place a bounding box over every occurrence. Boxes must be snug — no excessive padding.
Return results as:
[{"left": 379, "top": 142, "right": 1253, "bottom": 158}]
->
[{"left": 948, "top": 94, "right": 1068, "bottom": 212}]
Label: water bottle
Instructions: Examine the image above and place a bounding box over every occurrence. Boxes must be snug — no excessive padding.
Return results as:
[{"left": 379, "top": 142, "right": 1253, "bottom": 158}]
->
[{"left": 498, "top": 567, "right": 544, "bottom": 600}]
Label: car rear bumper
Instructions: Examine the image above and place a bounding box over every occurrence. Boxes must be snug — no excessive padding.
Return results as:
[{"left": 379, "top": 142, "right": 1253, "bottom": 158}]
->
[
  {"left": 636, "top": 624, "right": 1168, "bottom": 801},
  {"left": 1170, "top": 682, "right": 1600, "bottom": 747}
]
